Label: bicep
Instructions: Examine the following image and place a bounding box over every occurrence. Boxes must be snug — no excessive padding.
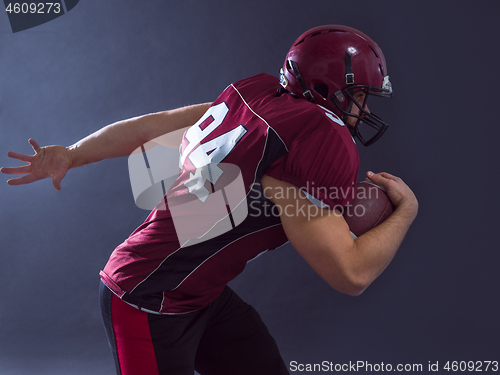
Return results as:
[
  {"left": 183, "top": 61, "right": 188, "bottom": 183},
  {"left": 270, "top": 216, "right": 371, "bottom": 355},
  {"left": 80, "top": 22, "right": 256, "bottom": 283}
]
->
[{"left": 145, "top": 102, "right": 213, "bottom": 146}]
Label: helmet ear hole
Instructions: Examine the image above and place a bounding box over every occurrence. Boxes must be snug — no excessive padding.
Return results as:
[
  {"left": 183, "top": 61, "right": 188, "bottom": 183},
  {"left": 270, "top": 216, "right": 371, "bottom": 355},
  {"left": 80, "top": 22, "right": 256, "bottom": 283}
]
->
[{"left": 314, "top": 83, "right": 329, "bottom": 99}]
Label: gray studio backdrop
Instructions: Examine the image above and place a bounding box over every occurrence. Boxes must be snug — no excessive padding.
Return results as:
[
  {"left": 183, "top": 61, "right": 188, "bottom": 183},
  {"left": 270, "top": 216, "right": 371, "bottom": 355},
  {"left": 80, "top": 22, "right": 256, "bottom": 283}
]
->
[{"left": 1, "top": 1, "right": 499, "bottom": 374}]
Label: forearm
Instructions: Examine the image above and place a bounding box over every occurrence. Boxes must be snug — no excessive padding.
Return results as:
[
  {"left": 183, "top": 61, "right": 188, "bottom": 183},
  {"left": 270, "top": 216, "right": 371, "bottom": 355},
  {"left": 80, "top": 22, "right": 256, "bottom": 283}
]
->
[
  {"left": 349, "top": 200, "right": 418, "bottom": 290},
  {"left": 262, "top": 173, "right": 418, "bottom": 296},
  {"left": 67, "top": 102, "right": 211, "bottom": 169}
]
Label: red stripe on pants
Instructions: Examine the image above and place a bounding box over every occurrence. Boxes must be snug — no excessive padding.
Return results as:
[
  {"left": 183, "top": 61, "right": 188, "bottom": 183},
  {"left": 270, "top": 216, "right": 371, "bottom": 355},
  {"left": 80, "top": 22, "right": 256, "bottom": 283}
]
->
[{"left": 111, "top": 294, "right": 160, "bottom": 375}]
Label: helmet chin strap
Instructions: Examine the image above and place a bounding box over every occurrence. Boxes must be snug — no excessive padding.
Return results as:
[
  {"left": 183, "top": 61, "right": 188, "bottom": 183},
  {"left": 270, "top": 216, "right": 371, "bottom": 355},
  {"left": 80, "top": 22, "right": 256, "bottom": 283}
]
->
[
  {"left": 342, "top": 102, "right": 358, "bottom": 140},
  {"left": 342, "top": 52, "right": 358, "bottom": 139},
  {"left": 345, "top": 52, "right": 354, "bottom": 85},
  {"left": 289, "top": 60, "right": 315, "bottom": 102}
]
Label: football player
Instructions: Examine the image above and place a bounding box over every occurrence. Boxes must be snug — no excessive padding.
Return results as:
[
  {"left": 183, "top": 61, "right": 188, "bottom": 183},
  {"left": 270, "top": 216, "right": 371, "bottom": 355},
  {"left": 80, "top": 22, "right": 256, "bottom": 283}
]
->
[{"left": 2, "top": 25, "right": 418, "bottom": 375}]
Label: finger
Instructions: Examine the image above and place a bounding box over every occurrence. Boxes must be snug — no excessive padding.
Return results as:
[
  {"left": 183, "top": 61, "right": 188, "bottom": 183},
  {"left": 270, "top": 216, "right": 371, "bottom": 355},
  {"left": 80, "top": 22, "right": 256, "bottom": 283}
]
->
[
  {"left": 7, "top": 174, "right": 40, "bottom": 186},
  {"left": 6, "top": 151, "right": 34, "bottom": 163},
  {"left": 52, "top": 172, "right": 66, "bottom": 191},
  {"left": 376, "top": 172, "right": 400, "bottom": 181},
  {"left": 367, "top": 171, "right": 400, "bottom": 183},
  {"left": 367, "top": 171, "right": 383, "bottom": 180},
  {"left": 0, "top": 165, "right": 32, "bottom": 175},
  {"left": 366, "top": 171, "right": 394, "bottom": 189},
  {"left": 29, "top": 138, "right": 41, "bottom": 153}
]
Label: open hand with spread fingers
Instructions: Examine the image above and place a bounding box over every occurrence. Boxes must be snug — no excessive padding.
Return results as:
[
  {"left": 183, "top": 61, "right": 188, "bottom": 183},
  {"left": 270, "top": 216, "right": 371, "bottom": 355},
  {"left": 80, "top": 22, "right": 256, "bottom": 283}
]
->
[{"left": 1, "top": 139, "right": 71, "bottom": 191}]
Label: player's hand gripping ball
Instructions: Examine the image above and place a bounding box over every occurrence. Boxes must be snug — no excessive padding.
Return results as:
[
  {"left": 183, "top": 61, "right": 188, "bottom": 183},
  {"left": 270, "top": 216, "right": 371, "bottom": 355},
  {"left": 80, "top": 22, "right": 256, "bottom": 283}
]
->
[{"left": 343, "top": 181, "right": 395, "bottom": 238}]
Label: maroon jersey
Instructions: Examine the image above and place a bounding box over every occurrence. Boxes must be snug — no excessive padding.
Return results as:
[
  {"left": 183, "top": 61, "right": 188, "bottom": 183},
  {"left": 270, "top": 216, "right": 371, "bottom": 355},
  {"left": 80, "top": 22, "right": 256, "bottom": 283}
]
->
[{"left": 100, "top": 73, "right": 359, "bottom": 314}]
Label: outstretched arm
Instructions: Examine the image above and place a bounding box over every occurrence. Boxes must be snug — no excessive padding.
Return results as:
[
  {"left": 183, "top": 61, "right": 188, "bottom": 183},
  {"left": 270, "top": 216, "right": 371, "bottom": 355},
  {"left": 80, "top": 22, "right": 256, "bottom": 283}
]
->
[
  {"left": 261, "top": 171, "right": 418, "bottom": 296},
  {"left": 68, "top": 103, "right": 212, "bottom": 167},
  {"left": 1, "top": 103, "right": 212, "bottom": 190}
]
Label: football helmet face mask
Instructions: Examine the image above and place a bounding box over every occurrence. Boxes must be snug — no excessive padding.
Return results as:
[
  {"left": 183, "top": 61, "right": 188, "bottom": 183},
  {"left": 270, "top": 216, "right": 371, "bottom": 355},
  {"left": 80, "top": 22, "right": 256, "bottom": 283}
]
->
[{"left": 280, "top": 25, "right": 393, "bottom": 146}]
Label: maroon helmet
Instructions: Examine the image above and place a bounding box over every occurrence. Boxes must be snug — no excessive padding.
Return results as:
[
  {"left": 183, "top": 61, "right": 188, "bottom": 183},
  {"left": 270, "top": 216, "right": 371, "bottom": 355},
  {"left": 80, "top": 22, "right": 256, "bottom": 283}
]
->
[{"left": 280, "top": 25, "right": 393, "bottom": 146}]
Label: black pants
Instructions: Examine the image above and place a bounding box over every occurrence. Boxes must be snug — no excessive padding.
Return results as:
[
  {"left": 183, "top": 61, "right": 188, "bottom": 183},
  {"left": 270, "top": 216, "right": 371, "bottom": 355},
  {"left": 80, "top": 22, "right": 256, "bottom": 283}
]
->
[{"left": 100, "top": 282, "right": 290, "bottom": 375}]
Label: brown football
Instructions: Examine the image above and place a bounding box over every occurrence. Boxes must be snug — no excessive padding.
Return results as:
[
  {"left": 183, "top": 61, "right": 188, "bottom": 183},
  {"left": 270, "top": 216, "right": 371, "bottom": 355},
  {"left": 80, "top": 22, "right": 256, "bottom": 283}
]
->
[{"left": 343, "top": 181, "right": 395, "bottom": 238}]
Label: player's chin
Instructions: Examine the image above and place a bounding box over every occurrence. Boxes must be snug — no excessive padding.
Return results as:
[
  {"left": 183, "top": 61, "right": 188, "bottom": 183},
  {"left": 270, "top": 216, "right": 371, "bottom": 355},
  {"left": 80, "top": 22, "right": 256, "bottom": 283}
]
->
[
  {"left": 357, "top": 116, "right": 368, "bottom": 125},
  {"left": 347, "top": 116, "right": 364, "bottom": 128},
  {"left": 345, "top": 120, "right": 357, "bottom": 128}
]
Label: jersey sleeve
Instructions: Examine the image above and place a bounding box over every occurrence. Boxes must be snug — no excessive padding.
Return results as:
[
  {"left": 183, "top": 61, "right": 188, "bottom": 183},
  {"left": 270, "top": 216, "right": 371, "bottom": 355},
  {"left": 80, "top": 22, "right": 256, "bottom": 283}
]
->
[{"left": 266, "top": 127, "right": 359, "bottom": 209}]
